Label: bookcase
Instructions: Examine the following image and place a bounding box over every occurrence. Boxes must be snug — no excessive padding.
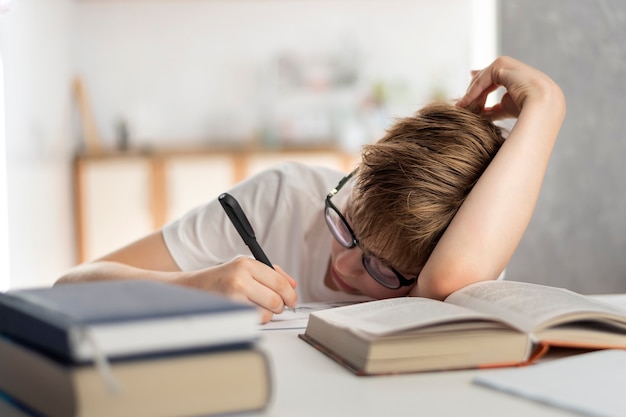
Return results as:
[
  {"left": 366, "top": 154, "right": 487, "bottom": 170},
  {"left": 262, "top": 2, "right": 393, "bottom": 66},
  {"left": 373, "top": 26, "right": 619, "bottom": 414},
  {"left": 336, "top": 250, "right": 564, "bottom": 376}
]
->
[{"left": 73, "top": 148, "right": 359, "bottom": 263}]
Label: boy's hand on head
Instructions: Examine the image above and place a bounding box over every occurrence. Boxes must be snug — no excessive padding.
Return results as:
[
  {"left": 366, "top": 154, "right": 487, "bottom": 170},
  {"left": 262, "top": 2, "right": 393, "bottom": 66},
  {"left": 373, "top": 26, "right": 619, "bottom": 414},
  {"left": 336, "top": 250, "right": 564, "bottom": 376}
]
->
[
  {"left": 178, "top": 256, "right": 298, "bottom": 324},
  {"left": 456, "top": 56, "right": 563, "bottom": 121}
]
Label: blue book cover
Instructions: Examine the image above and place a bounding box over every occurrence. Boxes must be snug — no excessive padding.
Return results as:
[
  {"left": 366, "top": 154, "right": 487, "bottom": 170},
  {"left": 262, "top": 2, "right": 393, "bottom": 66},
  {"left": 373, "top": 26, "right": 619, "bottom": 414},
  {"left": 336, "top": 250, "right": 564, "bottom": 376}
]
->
[
  {"left": 0, "top": 391, "right": 43, "bottom": 417},
  {"left": 0, "top": 280, "right": 259, "bottom": 363}
]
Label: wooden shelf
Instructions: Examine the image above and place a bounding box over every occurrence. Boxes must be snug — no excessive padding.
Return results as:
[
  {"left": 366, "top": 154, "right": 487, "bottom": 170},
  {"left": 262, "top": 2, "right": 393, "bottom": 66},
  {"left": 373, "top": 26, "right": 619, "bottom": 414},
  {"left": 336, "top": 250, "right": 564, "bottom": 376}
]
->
[{"left": 73, "top": 147, "right": 359, "bottom": 263}]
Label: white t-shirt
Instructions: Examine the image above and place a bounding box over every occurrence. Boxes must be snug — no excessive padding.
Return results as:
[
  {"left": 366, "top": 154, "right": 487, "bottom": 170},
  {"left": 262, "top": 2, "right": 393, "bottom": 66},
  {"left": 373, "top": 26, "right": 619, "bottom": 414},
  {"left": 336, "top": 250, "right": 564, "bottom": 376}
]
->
[{"left": 162, "top": 162, "right": 373, "bottom": 303}]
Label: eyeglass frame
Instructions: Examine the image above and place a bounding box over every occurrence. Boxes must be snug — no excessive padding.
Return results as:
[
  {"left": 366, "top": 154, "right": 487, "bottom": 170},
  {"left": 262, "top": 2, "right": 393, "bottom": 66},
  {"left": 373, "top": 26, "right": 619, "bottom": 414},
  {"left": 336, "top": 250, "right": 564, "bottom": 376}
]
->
[{"left": 324, "top": 171, "right": 418, "bottom": 290}]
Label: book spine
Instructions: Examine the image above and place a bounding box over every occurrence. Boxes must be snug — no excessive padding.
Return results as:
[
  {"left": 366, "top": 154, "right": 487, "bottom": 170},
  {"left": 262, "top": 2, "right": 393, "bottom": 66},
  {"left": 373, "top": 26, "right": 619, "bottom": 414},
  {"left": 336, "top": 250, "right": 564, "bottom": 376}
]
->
[
  {"left": 0, "top": 296, "right": 73, "bottom": 361},
  {"left": 0, "top": 391, "right": 46, "bottom": 417}
]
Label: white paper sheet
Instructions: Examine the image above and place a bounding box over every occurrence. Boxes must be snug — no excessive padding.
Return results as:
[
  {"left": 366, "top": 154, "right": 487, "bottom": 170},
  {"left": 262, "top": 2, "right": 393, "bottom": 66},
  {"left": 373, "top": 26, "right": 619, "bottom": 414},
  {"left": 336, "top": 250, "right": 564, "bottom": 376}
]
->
[
  {"left": 260, "top": 301, "right": 358, "bottom": 330},
  {"left": 474, "top": 349, "right": 626, "bottom": 417}
]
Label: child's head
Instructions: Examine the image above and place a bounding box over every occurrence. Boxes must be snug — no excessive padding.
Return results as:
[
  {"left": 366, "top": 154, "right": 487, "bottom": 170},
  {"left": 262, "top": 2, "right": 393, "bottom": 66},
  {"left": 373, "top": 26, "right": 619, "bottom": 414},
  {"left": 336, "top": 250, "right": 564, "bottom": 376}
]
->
[{"left": 350, "top": 102, "right": 505, "bottom": 275}]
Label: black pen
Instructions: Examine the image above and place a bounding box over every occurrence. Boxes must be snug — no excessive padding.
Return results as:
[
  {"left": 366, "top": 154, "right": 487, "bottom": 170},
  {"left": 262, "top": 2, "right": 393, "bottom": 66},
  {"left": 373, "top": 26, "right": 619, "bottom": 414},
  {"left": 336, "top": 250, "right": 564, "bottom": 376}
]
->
[
  {"left": 218, "top": 192, "right": 273, "bottom": 269},
  {"left": 218, "top": 193, "right": 295, "bottom": 313}
]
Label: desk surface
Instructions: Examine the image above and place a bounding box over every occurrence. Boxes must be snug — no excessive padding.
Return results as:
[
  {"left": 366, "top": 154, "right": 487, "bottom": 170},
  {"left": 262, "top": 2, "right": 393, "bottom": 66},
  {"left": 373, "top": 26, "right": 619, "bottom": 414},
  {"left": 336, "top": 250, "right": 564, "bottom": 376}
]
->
[{"left": 243, "top": 329, "right": 572, "bottom": 417}]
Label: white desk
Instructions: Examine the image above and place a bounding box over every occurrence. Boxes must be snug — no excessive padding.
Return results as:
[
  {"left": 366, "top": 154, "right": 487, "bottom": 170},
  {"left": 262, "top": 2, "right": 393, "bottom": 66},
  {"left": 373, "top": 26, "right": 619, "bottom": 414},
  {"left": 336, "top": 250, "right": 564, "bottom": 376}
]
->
[
  {"left": 240, "top": 294, "right": 626, "bottom": 417},
  {"left": 240, "top": 329, "right": 570, "bottom": 417}
]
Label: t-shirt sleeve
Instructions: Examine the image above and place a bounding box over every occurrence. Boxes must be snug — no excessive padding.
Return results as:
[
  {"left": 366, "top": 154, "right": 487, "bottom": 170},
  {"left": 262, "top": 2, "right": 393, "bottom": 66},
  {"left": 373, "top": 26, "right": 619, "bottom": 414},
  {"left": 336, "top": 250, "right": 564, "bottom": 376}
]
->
[{"left": 161, "top": 162, "right": 342, "bottom": 272}]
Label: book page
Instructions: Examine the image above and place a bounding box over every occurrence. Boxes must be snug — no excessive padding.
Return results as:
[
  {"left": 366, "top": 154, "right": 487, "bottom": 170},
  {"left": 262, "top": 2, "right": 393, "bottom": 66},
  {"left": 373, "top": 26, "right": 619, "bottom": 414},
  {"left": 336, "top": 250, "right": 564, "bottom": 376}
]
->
[
  {"left": 262, "top": 301, "right": 358, "bottom": 330},
  {"left": 591, "top": 294, "right": 626, "bottom": 312},
  {"left": 446, "top": 281, "right": 626, "bottom": 333},
  {"left": 310, "top": 297, "right": 501, "bottom": 336}
]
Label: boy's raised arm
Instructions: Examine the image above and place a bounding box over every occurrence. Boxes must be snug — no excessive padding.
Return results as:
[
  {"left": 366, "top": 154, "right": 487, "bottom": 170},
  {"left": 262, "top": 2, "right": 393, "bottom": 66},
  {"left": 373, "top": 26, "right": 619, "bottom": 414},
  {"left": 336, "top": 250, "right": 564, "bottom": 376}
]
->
[{"left": 412, "top": 56, "right": 566, "bottom": 299}]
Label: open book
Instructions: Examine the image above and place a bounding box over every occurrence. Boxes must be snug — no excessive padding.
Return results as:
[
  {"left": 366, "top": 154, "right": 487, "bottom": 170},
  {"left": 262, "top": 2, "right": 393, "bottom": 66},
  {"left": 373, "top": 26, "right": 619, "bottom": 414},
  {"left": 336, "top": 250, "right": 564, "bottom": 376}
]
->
[{"left": 299, "top": 280, "right": 626, "bottom": 375}]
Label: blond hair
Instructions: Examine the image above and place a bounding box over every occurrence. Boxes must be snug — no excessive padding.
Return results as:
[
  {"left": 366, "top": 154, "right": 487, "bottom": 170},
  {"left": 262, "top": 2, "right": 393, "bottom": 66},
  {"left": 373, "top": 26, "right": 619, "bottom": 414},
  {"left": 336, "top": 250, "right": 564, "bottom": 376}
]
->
[{"left": 350, "top": 103, "right": 505, "bottom": 272}]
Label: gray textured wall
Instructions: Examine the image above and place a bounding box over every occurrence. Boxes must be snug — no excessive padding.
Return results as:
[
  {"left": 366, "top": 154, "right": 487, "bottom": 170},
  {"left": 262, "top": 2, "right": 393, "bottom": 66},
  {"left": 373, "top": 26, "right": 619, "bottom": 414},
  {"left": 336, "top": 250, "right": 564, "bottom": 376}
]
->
[{"left": 500, "top": 0, "right": 626, "bottom": 293}]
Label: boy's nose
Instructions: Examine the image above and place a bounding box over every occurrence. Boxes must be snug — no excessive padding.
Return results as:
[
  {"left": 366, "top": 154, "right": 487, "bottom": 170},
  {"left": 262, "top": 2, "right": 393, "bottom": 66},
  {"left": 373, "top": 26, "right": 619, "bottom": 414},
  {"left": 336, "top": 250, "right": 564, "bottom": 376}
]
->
[{"left": 335, "top": 246, "right": 364, "bottom": 274}]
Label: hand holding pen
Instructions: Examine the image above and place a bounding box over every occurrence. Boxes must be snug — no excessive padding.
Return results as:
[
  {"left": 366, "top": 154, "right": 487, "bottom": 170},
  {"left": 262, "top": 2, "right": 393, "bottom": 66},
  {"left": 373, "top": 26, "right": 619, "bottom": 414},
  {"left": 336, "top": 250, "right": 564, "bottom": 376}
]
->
[{"left": 219, "top": 193, "right": 298, "bottom": 321}]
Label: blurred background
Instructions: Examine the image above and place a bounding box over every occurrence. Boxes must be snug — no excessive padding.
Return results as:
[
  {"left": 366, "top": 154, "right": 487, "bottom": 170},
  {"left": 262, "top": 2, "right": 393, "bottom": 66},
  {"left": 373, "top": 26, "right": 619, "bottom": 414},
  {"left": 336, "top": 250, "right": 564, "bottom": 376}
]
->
[{"left": 1, "top": 0, "right": 625, "bottom": 295}]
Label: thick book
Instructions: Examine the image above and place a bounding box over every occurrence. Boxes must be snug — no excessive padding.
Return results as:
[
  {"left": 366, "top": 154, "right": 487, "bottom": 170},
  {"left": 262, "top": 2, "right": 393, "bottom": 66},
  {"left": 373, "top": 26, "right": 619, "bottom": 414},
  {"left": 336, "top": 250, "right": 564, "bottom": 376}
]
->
[
  {"left": 0, "top": 336, "right": 272, "bottom": 417},
  {"left": 0, "top": 280, "right": 259, "bottom": 362},
  {"left": 299, "top": 280, "right": 626, "bottom": 375}
]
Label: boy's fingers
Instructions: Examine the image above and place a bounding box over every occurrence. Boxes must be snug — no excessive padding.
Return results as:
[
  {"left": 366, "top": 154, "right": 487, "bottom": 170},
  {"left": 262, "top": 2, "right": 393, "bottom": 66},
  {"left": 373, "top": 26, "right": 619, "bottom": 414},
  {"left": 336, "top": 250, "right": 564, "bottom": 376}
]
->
[
  {"left": 249, "top": 265, "right": 298, "bottom": 309},
  {"left": 244, "top": 278, "right": 293, "bottom": 314},
  {"left": 275, "top": 264, "right": 297, "bottom": 288},
  {"left": 258, "top": 308, "right": 274, "bottom": 324}
]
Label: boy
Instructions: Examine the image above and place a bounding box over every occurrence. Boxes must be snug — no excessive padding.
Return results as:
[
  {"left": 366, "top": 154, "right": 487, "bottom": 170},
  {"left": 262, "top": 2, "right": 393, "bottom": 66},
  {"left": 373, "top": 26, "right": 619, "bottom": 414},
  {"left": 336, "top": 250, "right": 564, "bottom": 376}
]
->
[{"left": 57, "top": 57, "right": 566, "bottom": 323}]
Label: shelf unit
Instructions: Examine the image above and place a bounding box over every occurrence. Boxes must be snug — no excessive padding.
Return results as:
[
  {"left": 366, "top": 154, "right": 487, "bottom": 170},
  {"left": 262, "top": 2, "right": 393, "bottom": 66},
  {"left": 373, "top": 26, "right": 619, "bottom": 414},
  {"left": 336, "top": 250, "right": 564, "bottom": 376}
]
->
[{"left": 73, "top": 147, "right": 359, "bottom": 263}]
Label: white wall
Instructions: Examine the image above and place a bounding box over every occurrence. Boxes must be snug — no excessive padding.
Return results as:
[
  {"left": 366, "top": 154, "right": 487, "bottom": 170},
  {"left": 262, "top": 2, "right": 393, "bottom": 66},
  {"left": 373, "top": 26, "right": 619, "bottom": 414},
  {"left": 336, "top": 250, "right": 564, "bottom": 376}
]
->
[
  {"left": 73, "top": 0, "right": 478, "bottom": 150},
  {"left": 1, "top": 0, "right": 75, "bottom": 289},
  {"left": 0, "top": 2, "right": 13, "bottom": 292},
  {"left": 0, "top": 48, "right": 8, "bottom": 291},
  {"left": 0, "top": 0, "right": 495, "bottom": 289}
]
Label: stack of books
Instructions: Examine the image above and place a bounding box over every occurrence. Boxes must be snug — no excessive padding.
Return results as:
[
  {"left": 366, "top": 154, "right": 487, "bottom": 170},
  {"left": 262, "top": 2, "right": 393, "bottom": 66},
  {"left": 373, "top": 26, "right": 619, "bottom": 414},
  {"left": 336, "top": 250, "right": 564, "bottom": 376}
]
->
[{"left": 0, "top": 280, "right": 271, "bottom": 417}]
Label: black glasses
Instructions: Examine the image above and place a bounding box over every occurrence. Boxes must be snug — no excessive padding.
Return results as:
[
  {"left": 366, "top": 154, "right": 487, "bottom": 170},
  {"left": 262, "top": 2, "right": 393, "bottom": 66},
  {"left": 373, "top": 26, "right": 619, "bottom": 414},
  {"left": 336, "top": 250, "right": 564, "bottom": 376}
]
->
[{"left": 324, "top": 171, "right": 417, "bottom": 290}]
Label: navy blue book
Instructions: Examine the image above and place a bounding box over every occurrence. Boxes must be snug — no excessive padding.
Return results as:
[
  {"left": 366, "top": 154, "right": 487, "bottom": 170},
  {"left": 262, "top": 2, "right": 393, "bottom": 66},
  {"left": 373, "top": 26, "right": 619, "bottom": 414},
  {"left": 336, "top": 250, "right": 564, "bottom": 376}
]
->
[
  {"left": 0, "top": 391, "right": 43, "bottom": 417},
  {"left": 0, "top": 280, "right": 259, "bottom": 363}
]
